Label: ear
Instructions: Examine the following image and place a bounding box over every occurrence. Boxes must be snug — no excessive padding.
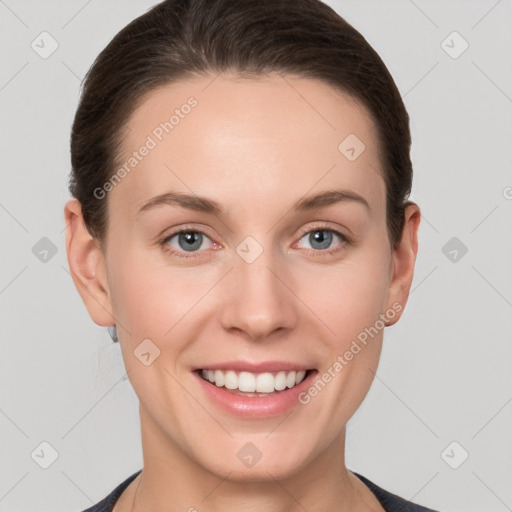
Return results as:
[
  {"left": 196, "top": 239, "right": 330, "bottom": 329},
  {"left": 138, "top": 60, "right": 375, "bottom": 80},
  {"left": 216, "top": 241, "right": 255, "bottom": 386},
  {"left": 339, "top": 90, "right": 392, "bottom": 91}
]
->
[
  {"left": 64, "top": 198, "right": 115, "bottom": 327},
  {"left": 384, "top": 202, "right": 421, "bottom": 326}
]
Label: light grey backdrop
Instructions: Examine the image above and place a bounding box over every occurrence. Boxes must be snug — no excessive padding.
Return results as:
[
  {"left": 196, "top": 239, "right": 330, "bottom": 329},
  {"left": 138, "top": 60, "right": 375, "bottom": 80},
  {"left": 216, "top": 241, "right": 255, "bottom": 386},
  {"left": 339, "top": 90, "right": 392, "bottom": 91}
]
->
[{"left": 1, "top": 1, "right": 511, "bottom": 511}]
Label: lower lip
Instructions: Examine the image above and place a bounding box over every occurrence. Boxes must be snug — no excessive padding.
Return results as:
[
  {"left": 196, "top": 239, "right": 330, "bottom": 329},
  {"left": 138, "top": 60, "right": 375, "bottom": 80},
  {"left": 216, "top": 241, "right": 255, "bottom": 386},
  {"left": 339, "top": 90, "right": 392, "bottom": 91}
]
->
[{"left": 193, "top": 370, "right": 317, "bottom": 419}]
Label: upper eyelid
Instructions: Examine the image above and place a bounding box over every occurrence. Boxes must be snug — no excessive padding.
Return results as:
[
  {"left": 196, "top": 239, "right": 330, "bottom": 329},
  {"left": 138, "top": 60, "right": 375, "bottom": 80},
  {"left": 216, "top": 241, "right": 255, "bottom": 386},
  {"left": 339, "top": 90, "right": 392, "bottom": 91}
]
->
[
  {"left": 297, "top": 224, "right": 344, "bottom": 237},
  {"left": 162, "top": 222, "right": 215, "bottom": 238}
]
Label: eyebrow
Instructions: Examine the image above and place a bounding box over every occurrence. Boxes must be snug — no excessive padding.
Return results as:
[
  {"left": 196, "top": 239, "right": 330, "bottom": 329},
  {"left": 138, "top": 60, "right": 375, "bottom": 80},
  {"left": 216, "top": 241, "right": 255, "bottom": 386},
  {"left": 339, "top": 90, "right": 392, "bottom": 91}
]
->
[{"left": 135, "top": 189, "right": 371, "bottom": 218}]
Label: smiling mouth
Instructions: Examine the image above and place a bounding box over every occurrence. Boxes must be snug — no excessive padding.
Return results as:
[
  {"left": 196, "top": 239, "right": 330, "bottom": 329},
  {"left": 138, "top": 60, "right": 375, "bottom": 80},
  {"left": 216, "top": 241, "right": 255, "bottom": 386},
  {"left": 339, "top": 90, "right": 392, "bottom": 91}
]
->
[{"left": 197, "top": 368, "right": 314, "bottom": 397}]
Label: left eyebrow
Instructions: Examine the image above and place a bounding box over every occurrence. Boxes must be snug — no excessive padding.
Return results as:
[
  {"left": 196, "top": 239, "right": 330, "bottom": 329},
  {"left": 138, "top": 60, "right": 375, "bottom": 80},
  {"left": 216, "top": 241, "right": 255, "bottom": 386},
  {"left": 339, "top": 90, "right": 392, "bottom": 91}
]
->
[{"left": 293, "top": 189, "right": 371, "bottom": 213}]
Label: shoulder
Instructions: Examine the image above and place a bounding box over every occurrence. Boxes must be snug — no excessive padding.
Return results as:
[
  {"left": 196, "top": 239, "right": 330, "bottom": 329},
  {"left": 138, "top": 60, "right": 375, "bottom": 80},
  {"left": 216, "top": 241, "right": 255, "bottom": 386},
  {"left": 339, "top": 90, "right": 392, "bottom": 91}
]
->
[
  {"left": 80, "top": 470, "right": 142, "bottom": 512},
  {"left": 352, "top": 472, "right": 441, "bottom": 512}
]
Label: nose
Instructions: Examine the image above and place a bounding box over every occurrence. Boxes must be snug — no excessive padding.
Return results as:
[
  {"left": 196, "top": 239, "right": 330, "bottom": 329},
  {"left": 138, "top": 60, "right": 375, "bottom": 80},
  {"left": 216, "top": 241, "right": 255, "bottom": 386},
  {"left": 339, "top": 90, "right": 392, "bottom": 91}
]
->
[{"left": 220, "top": 244, "right": 298, "bottom": 342}]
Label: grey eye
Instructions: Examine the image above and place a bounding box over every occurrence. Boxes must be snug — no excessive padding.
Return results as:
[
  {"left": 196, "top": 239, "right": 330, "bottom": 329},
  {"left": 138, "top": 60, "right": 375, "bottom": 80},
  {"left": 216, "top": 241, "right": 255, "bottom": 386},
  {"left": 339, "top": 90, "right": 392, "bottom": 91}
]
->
[
  {"left": 167, "top": 231, "right": 210, "bottom": 252},
  {"left": 299, "top": 229, "right": 342, "bottom": 251}
]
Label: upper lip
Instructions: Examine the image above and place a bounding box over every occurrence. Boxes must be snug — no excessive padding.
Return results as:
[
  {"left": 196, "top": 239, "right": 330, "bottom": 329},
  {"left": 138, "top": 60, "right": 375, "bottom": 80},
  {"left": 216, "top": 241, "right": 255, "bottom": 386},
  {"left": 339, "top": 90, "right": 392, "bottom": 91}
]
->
[{"left": 193, "top": 361, "right": 313, "bottom": 373}]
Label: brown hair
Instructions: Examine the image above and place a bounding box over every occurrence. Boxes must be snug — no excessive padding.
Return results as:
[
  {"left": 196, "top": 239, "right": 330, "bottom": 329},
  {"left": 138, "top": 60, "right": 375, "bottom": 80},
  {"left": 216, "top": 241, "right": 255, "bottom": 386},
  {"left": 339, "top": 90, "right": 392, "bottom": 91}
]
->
[{"left": 68, "top": 0, "right": 413, "bottom": 251}]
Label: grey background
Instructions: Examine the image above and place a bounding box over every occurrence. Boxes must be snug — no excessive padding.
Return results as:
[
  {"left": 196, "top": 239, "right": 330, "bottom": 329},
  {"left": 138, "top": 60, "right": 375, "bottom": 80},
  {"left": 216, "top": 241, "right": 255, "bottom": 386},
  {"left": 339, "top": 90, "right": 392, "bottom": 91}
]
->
[{"left": 0, "top": 0, "right": 511, "bottom": 510}]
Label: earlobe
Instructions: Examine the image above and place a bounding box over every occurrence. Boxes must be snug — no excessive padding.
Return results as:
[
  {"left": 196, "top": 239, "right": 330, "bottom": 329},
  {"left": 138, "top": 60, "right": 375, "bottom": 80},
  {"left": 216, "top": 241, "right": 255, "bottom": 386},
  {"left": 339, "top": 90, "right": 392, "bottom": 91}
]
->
[
  {"left": 63, "top": 198, "right": 115, "bottom": 327},
  {"left": 385, "top": 202, "right": 421, "bottom": 326}
]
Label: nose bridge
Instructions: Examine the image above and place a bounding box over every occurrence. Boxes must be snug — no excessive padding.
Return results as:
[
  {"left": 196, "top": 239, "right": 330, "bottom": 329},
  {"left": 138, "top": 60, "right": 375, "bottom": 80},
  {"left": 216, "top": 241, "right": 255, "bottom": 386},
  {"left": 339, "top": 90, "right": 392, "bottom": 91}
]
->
[{"left": 220, "top": 237, "right": 296, "bottom": 339}]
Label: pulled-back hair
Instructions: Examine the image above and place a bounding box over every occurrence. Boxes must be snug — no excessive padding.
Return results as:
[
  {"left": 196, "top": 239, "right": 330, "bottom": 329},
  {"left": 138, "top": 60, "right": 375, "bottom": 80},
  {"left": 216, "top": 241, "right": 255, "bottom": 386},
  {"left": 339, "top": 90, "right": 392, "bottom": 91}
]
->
[{"left": 68, "top": 0, "right": 413, "bottom": 250}]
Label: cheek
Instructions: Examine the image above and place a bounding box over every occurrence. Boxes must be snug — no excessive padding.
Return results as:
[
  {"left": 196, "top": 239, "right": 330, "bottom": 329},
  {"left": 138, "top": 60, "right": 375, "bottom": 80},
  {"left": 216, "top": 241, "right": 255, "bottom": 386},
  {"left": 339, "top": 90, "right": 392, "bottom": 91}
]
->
[
  {"left": 300, "top": 250, "right": 391, "bottom": 344},
  {"left": 107, "top": 247, "right": 216, "bottom": 343},
  {"left": 106, "top": 246, "right": 169, "bottom": 338},
  {"left": 301, "top": 255, "right": 389, "bottom": 424}
]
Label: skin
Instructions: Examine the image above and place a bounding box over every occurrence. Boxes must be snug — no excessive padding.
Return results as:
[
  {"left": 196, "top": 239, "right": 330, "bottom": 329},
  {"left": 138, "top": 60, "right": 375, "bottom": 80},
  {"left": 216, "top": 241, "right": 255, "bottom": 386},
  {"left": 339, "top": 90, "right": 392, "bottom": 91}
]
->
[{"left": 64, "top": 72, "right": 420, "bottom": 512}]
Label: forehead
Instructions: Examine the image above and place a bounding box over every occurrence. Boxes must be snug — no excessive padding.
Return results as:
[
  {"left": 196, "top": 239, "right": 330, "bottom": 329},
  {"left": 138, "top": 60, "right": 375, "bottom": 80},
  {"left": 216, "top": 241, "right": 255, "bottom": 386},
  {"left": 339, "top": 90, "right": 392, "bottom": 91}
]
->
[{"left": 109, "top": 72, "right": 385, "bottom": 222}]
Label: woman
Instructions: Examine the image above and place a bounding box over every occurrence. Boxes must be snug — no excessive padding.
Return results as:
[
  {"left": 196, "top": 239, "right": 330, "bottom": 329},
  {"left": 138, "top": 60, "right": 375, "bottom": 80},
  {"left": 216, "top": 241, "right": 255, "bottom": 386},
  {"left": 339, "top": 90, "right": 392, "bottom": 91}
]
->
[{"left": 64, "top": 0, "right": 438, "bottom": 510}]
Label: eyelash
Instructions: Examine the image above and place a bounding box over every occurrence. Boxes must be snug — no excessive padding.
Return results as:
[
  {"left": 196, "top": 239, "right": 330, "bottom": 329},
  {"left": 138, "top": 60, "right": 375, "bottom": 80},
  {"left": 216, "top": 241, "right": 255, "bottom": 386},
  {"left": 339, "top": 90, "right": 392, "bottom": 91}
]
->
[{"left": 159, "top": 225, "right": 350, "bottom": 260}]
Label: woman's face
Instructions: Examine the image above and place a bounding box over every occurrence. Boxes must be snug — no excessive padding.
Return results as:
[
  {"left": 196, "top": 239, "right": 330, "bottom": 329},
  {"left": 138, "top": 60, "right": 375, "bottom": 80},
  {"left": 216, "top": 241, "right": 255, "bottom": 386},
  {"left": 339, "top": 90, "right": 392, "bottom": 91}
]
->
[{"left": 69, "top": 72, "right": 419, "bottom": 481}]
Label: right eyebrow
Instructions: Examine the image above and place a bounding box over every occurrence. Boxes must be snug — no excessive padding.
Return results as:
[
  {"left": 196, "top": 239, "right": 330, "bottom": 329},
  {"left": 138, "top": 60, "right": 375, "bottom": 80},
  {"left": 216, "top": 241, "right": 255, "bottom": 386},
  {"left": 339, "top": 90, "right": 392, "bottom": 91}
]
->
[{"left": 136, "top": 192, "right": 225, "bottom": 218}]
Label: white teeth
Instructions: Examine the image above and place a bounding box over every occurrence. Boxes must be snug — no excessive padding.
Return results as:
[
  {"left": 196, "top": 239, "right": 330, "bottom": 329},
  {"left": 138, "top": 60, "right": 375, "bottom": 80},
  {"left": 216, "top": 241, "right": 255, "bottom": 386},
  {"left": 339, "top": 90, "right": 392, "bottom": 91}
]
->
[
  {"left": 224, "top": 370, "right": 238, "bottom": 390},
  {"left": 200, "top": 368, "right": 308, "bottom": 393},
  {"left": 214, "top": 370, "right": 224, "bottom": 388},
  {"left": 286, "top": 371, "right": 296, "bottom": 388},
  {"left": 256, "top": 373, "right": 275, "bottom": 393},
  {"left": 274, "top": 371, "right": 287, "bottom": 391},
  {"left": 238, "top": 371, "right": 256, "bottom": 392},
  {"left": 295, "top": 370, "right": 306, "bottom": 385}
]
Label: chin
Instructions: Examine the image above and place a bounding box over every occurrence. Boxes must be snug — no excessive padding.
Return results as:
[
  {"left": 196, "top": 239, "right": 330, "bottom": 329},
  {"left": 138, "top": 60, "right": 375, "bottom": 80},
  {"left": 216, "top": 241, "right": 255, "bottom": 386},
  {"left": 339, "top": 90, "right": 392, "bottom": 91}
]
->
[{"left": 195, "top": 442, "right": 312, "bottom": 483}]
